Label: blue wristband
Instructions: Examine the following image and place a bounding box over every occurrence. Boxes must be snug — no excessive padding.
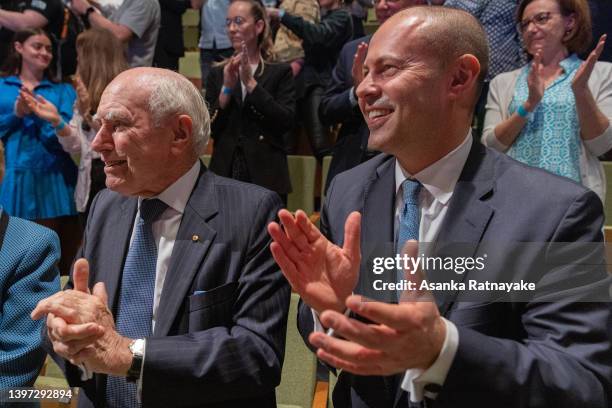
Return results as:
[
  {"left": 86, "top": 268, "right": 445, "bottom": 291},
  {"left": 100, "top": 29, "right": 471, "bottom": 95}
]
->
[
  {"left": 221, "top": 85, "right": 232, "bottom": 95},
  {"left": 278, "top": 8, "right": 286, "bottom": 18},
  {"left": 516, "top": 104, "right": 529, "bottom": 118},
  {"left": 54, "top": 119, "right": 66, "bottom": 131}
]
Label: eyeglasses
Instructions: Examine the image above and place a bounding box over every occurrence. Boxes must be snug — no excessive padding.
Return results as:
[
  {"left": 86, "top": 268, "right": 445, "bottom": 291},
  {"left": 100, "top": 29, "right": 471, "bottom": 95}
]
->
[
  {"left": 226, "top": 16, "right": 247, "bottom": 27},
  {"left": 519, "top": 11, "right": 559, "bottom": 33}
]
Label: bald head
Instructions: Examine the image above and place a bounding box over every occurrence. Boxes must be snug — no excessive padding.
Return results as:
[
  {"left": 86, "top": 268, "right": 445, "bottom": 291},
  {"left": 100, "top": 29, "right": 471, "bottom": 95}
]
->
[
  {"left": 380, "top": 6, "right": 489, "bottom": 84},
  {"left": 106, "top": 67, "right": 210, "bottom": 154}
]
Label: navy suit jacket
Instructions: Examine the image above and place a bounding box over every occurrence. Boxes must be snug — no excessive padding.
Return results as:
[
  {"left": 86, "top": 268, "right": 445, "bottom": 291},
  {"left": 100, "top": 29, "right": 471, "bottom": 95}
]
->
[
  {"left": 298, "top": 142, "right": 612, "bottom": 407},
  {"left": 47, "top": 163, "right": 291, "bottom": 408},
  {"left": 319, "top": 35, "right": 374, "bottom": 189}
]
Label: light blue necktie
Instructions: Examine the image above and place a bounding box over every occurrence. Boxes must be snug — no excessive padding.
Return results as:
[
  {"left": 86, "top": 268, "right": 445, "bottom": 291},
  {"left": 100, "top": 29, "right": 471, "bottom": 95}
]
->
[
  {"left": 106, "top": 199, "right": 168, "bottom": 408},
  {"left": 396, "top": 179, "right": 421, "bottom": 300}
]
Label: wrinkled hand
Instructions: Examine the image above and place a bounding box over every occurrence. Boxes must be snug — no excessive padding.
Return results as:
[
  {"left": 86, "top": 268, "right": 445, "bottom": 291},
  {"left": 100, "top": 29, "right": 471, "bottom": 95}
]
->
[
  {"left": 73, "top": 76, "right": 91, "bottom": 117},
  {"left": 268, "top": 209, "right": 361, "bottom": 314},
  {"left": 525, "top": 51, "right": 545, "bottom": 111},
  {"left": 308, "top": 241, "right": 446, "bottom": 375},
  {"left": 240, "top": 42, "right": 257, "bottom": 93},
  {"left": 573, "top": 34, "right": 607, "bottom": 96},
  {"left": 31, "top": 259, "right": 133, "bottom": 376},
  {"left": 71, "top": 0, "right": 91, "bottom": 15},
  {"left": 21, "top": 90, "right": 62, "bottom": 126},
  {"left": 351, "top": 42, "right": 368, "bottom": 88},
  {"left": 223, "top": 53, "right": 241, "bottom": 90}
]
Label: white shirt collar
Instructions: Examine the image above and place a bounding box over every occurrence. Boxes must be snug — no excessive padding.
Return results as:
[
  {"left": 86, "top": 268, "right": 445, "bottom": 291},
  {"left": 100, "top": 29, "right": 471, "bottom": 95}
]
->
[
  {"left": 394, "top": 131, "right": 473, "bottom": 205},
  {"left": 138, "top": 160, "right": 201, "bottom": 214}
]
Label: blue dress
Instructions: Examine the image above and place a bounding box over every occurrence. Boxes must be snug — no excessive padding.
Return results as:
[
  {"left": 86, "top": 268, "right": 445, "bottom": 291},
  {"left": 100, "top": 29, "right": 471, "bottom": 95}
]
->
[{"left": 0, "top": 76, "right": 77, "bottom": 219}]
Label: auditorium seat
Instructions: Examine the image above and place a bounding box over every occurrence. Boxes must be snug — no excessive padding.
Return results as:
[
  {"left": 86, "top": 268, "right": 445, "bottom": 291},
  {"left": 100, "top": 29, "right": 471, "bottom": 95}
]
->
[
  {"left": 287, "top": 155, "right": 317, "bottom": 214},
  {"left": 276, "top": 293, "right": 318, "bottom": 408}
]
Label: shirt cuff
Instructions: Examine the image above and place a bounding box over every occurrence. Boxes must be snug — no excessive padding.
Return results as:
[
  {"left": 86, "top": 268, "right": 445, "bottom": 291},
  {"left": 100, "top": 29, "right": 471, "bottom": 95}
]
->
[
  {"left": 348, "top": 86, "right": 358, "bottom": 107},
  {"left": 312, "top": 308, "right": 325, "bottom": 333},
  {"left": 78, "top": 364, "right": 93, "bottom": 381},
  {"left": 136, "top": 339, "right": 146, "bottom": 402},
  {"left": 400, "top": 317, "right": 459, "bottom": 402}
]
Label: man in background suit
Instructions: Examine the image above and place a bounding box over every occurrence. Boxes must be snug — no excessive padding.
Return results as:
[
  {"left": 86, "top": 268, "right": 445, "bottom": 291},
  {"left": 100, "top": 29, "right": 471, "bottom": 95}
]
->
[
  {"left": 153, "top": 0, "right": 191, "bottom": 70},
  {"left": 319, "top": 0, "right": 425, "bottom": 191},
  {"left": 32, "top": 67, "right": 290, "bottom": 408},
  {"left": 269, "top": 6, "right": 612, "bottom": 407},
  {"left": 0, "top": 141, "right": 60, "bottom": 392}
]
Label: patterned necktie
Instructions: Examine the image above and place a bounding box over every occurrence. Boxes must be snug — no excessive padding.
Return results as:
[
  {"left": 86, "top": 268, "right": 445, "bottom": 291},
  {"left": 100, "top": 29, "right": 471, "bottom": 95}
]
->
[
  {"left": 396, "top": 179, "right": 421, "bottom": 300},
  {"left": 106, "top": 198, "right": 168, "bottom": 408}
]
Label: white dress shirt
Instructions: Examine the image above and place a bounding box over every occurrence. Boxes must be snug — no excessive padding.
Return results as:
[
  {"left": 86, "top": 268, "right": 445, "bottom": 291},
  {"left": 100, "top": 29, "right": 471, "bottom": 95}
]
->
[{"left": 313, "top": 131, "right": 473, "bottom": 402}]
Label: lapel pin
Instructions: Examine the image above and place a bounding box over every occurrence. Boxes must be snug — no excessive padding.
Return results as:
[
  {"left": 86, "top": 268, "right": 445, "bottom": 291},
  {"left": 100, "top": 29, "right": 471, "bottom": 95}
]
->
[{"left": 192, "top": 235, "right": 199, "bottom": 242}]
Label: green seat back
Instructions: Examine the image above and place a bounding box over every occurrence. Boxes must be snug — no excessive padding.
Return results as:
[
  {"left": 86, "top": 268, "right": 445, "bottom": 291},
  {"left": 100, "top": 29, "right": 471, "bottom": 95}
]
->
[
  {"left": 179, "top": 51, "right": 201, "bottom": 79},
  {"left": 201, "top": 154, "right": 211, "bottom": 167},
  {"left": 276, "top": 293, "right": 318, "bottom": 408},
  {"left": 287, "top": 155, "right": 316, "bottom": 214}
]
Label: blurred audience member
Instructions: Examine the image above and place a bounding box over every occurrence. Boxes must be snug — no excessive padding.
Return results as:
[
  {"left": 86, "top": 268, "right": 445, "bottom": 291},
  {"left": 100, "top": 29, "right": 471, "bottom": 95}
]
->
[
  {"left": 320, "top": 0, "right": 425, "bottom": 191},
  {"left": 70, "top": 0, "right": 160, "bottom": 67},
  {"left": 206, "top": 0, "right": 295, "bottom": 201},
  {"left": 0, "top": 29, "right": 79, "bottom": 275},
  {"left": 154, "top": 0, "right": 190, "bottom": 71},
  {"left": 193, "top": 0, "right": 233, "bottom": 84},
  {"left": 0, "top": 141, "right": 60, "bottom": 391},
  {"left": 348, "top": 0, "right": 372, "bottom": 39},
  {"left": 433, "top": 0, "right": 525, "bottom": 80},
  {"left": 268, "top": 0, "right": 352, "bottom": 161},
  {"left": 0, "top": 0, "right": 78, "bottom": 79},
  {"left": 483, "top": 0, "right": 612, "bottom": 203},
  {"left": 432, "top": 0, "right": 526, "bottom": 138},
  {"left": 23, "top": 28, "right": 128, "bottom": 226},
  {"left": 270, "top": 0, "right": 320, "bottom": 78}
]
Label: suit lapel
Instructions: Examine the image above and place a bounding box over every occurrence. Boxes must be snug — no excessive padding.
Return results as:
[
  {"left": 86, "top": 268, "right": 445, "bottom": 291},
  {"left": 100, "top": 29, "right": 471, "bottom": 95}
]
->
[
  {"left": 359, "top": 155, "right": 396, "bottom": 304},
  {"left": 434, "top": 142, "right": 496, "bottom": 316},
  {"left": 106, "top": 199, "right": 138, "bottom": 313},
  {"left": 154, "top": 168, "right": 219, "bottom": 336}
]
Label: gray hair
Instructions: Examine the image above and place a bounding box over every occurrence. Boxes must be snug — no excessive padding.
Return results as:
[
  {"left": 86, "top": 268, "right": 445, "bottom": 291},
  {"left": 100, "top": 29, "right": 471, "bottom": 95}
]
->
[{"left": 146, "top": 73, "right": 210, "bottom": 155}]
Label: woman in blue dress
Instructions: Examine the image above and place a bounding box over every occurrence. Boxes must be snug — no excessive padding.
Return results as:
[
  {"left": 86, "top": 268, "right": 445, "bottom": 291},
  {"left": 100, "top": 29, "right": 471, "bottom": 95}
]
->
[{"left": 0, "top": 28, "right": 79, "bottom": 274}]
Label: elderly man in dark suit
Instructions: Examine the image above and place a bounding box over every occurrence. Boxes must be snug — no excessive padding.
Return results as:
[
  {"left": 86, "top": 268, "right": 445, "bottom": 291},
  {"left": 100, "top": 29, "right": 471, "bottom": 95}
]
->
[
  {"left": 319, "top": 0, "right": 426, "bottom": 191},
  {"left": 269, "top": 6, "right": 612, "bottom": 408},
  {"left": 32, "top": 67, "right": 290, "bottom": 408}
]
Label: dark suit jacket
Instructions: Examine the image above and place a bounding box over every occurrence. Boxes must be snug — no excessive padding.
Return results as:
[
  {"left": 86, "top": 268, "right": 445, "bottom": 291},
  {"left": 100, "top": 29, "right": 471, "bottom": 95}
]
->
[
  {"left": 319, "top": 35, "right": 375, "bottom": 191},
  {"left": 47, "top": 163, "right": 291, "bottom": 408},
  {"left": 206, "top": 62, "right": 295, "bottom": 195},
  {"left": 298, "top": 142, "right": 612, "bottom": 407},
  {"left": 155, "top": 0, "right": 188, "bottom": 58}
]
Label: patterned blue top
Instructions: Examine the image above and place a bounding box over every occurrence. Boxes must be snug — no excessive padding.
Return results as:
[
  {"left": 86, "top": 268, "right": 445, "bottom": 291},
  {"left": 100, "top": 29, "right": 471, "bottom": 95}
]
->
[
  {"left": 444, "top": 0, "right": 525, "bottom": 80},
  {"left": 0, "top": 76, "right": 77, "bottom": 219},
  {"left": 508, "top": 54, "right": 582, "bottom": 183},
  {"left": 0, "top": 207, "right": 60, "bottom": 389}
]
